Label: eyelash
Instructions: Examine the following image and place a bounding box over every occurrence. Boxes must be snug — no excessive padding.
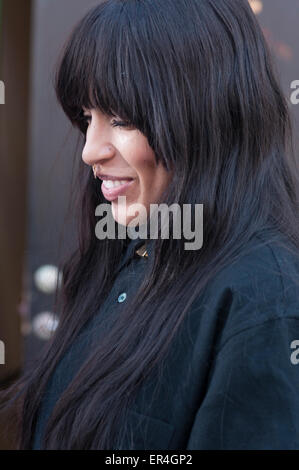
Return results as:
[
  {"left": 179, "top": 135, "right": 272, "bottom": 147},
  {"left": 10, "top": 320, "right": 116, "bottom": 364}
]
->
[
  {"left": 112, "top": 120, "right": 129, "bottom": 128},
  {"left": 82, "top": 114, "right": 129, "bottom": 128}
]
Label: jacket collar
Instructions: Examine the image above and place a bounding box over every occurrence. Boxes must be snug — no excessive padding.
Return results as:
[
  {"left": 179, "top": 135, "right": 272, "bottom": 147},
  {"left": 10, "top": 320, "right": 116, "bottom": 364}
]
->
[{"left": 117, "top": 237, "right": 155, "bottom": 272}]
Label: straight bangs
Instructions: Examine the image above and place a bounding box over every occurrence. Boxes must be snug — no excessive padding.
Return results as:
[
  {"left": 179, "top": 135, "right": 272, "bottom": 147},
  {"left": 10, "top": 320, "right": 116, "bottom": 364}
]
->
[{"left": 54, "top": 1, "right": 172, "bottom": 168}]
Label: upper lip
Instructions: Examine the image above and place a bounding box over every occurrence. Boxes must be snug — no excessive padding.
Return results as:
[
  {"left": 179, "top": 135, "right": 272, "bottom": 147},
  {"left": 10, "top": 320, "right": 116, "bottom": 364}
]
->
[{"left": 96, "top": 172, "right": 134, "bottom": 181}]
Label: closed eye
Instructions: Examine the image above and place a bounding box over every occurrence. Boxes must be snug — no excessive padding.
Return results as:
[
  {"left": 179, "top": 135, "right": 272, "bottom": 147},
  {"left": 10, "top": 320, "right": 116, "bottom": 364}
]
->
[
  {"left": 111, "top": 119, "right": 133, "bottom": 129},
  {"left": 79, "top": 110, "right": 133, "bottom": 130}
]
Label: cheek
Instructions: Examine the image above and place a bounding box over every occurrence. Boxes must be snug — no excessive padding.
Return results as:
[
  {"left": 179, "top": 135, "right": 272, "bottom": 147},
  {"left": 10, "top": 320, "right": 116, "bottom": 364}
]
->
[
  {"left": 121, "top": 133, "right": 171, "bottom": 196},
  {"left": 129, "top": 151, "right": 157, "bottom": 176},
  {"left": 123, "top": 133, "right": 157, "bottom": 175}
]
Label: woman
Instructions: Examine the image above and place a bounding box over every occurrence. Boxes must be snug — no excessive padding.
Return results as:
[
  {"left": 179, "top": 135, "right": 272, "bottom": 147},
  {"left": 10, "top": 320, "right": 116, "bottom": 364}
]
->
[{"left": 1, "top": 0, "right": 299, "bottom": 450}]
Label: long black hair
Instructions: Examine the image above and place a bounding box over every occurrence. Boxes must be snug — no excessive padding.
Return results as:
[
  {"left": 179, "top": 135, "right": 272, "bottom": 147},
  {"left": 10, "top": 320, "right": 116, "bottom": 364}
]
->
[{"left": 1, "top": 0, "right": 299, "bottom": 449}]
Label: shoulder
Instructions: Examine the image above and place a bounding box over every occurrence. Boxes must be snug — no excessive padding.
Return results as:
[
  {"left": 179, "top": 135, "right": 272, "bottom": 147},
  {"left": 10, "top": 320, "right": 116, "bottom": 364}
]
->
[
  {"left": 190, "top": 229, "right": 299, "bottom": 352},
  {"left": 185, "top": 231, "right": 299, "bottom": 450},
  {"left": 213, "top": 229, "right": 299, "bottom": 300}
]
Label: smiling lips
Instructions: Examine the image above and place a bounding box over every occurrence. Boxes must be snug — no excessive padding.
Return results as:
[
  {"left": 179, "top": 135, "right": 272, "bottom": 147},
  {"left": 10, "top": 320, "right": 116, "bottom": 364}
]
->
[{"left": 98, "top": 176, "right": 135, "bottom": 201}]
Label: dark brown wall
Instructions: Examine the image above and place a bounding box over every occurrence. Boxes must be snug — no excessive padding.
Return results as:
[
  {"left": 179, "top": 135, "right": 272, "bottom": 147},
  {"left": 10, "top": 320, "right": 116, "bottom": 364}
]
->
[
  {"left": 0, "top": 0, "right": 31, "bottom": 384},
  {"left": 0, "top": 0, "right": 31, "bottom": 450}
]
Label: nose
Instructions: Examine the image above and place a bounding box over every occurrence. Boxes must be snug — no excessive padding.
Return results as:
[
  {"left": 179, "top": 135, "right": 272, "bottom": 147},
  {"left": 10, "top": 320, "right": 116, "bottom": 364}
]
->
[{"left": 82, "top": 130, "right": 114, "bottom": 167}]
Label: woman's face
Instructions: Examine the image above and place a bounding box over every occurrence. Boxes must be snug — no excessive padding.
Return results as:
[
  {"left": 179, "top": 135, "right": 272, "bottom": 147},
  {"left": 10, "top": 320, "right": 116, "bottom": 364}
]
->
[{"left": 82, "top": 108, "right": 173, "bottom": 226}]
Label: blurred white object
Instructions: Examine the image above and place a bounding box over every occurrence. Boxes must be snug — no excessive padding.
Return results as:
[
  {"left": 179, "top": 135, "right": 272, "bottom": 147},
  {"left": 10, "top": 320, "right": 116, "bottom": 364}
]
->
[
  {"left": 32, "top": 312, "right": 59, "bottom": 340},
  {"left": 34, "top": 265, "right": 62, "bottom": 294},
  {"left": 249, "top": 0, "right": 263, "bottom": 15}
]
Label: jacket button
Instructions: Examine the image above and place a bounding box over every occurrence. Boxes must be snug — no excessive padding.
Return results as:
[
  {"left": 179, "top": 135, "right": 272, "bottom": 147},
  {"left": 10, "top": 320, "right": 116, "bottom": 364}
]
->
[{"left": 118, "top": 292, "right": 127, "bottom": 303}]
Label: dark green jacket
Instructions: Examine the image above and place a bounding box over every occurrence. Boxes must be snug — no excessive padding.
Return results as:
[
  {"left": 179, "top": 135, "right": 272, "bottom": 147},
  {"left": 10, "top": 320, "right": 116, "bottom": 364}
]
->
[{"left": 32, "top": 230, "right": 299, "bottom": 450}]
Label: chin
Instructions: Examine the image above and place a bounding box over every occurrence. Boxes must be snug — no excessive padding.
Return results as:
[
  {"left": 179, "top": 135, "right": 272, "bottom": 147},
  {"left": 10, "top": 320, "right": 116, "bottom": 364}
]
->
[
  {"left": 111, "top": 203, "right": 137, "bottom": 227},
  {"left": 111, "top": 200, "right": 148, "bottom": 229}
]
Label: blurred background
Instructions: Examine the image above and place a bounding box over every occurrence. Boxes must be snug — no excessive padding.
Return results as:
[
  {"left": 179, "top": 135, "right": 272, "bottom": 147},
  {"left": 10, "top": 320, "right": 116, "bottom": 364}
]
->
[{"left": 0, "top": 0, "right": 298, "bottom": 449}]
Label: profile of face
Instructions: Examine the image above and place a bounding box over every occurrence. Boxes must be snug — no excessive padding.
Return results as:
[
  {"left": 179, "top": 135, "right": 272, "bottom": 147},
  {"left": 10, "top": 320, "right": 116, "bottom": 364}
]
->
[{"left": 82, "top": 108, "right": 173, "bottom": 227}]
